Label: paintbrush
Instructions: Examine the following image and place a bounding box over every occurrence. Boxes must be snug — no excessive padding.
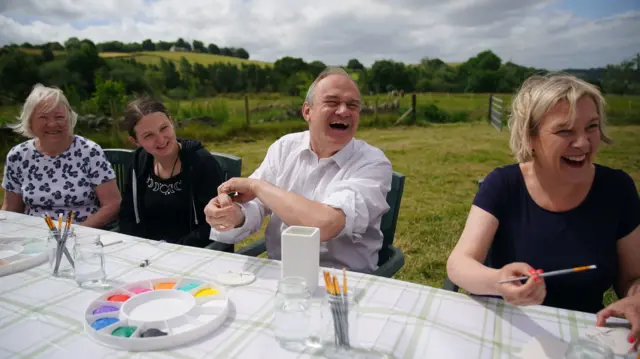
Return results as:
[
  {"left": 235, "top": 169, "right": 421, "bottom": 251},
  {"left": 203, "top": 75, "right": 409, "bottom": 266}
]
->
[{"left": 497, "top": 265, "right": 597, "bottom": 284}]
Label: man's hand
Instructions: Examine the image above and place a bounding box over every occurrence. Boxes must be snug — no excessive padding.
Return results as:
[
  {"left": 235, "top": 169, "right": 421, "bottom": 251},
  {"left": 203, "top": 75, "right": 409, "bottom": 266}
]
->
[
  {"left": 217, "top": 178, "right": 263, "bottom": 204},
  {"left": 204, "top": 193, "right": 244, "bottom": 231}
]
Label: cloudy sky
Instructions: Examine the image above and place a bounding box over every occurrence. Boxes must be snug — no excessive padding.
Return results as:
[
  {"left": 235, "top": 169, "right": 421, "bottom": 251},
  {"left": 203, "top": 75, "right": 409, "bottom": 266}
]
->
[{"left": 1, "top": 0, "right": 638, "bottom": 69}]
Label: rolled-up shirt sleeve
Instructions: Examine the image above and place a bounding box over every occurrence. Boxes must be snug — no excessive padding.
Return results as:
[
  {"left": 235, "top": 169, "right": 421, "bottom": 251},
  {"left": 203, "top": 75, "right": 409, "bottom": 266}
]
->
[{"left": 322, "top": 160, "right": 392, "bottom": 240}]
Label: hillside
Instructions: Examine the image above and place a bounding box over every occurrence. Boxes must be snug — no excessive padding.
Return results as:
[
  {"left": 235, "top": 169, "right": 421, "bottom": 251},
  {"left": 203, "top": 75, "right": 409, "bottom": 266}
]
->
[
  {"left": 17, "top": 48, "right": 271, "bottom": 68},
  {"left": 105, "top": 51, "right": 271, "bottom": 68}
]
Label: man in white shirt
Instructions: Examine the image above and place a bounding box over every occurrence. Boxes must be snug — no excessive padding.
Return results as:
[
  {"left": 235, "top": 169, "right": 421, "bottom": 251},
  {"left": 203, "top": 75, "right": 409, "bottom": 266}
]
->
[{"left": 204, "top": 67, "right": 392, "bottom": 273}]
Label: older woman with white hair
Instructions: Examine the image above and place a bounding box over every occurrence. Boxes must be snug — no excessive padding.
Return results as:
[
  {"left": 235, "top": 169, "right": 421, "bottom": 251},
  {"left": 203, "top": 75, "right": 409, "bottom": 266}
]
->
[
  {"left": 1, "top": 84, "right": 121, "bottom": 228},
  {"left": 446, "top": 74, "right": 640, "bottom": 342}
]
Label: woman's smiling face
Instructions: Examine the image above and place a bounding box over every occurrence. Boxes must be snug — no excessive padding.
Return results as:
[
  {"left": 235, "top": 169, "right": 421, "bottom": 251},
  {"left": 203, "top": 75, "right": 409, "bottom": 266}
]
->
[{"left": 531, "top": 95, "right": 602, "bottom": 184}]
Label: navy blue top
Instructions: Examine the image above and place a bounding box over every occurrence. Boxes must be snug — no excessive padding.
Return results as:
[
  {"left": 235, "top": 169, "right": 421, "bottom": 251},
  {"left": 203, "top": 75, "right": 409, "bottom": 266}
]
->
[{"left": 473, "top": 164, "right": 640, "bottom": 314}]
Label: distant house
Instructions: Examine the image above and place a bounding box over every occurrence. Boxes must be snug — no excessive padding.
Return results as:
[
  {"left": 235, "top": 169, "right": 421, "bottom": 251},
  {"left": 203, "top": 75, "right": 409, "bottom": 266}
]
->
[{"left": 170, "top": 45, "right": 190, "bottom": 52}]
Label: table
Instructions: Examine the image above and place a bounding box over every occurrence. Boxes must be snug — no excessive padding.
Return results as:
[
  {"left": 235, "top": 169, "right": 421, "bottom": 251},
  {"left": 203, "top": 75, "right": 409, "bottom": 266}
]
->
[{"left": 0, "top": 210, "right": 626, "bottom": 358}]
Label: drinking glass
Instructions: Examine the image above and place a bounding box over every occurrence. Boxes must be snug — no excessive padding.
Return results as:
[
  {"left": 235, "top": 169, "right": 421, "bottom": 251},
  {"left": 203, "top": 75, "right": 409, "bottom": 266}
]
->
[
  {"left": 73, "top": 235, "right": 107, "bottom": 288},
  {"left": 565, "top": 339, "right": 614, "bottom": 359},
  {"left": 273, "top": 277, "right": 312, "bottom": 352}
]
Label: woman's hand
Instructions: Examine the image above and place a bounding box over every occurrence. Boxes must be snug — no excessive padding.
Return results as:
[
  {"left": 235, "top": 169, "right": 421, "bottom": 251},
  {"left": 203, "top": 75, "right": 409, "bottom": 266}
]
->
[
  {"left": 496, "top": 262, "right": 546, "bottom": 306},
  {"left": 596, "top": 294, "right": 640, "bottom": 350}
]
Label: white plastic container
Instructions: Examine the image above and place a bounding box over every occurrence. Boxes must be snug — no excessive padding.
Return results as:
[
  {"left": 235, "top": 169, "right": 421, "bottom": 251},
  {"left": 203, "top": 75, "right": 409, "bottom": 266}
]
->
[
  {"left": 281, "top": 226, "right": 320, "bottom": 294},
  {"left": 83, "top": 277, "right": 229, "bottom": 351},
  {"left": 0, "top": 237, "right": 48, "bottom": 277}
]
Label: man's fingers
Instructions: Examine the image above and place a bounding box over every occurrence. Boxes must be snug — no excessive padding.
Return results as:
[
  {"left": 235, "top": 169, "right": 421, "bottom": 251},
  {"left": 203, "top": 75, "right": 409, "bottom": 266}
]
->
[
  {"left": 217, "top": 193, "right": 233, "bottom": 207},
  {"left": 207, "top": 206, "right": 238, "bottom": 220},
  {"left": 218, "top": 179, "right": 237, "bottom": 195}
]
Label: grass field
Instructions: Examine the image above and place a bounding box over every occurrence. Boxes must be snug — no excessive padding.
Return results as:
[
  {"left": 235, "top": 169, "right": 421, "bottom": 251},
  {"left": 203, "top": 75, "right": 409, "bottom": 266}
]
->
[
  {"left": 210, "top": 122, "right": 640, "bottom": 288},
  {"left": 1, "top": 119, "right": 639, "bottom": 302},
  {"left": 1, "top": 92, "right": 639, "bottom": 291}
]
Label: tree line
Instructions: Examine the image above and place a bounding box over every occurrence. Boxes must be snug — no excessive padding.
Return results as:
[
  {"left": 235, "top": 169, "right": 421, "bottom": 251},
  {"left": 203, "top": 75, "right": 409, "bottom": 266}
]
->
[
  {"left": 8, "top": 37, "right": 250, "bottom": 59},
  {"left": 0, "top": 39, "right": 638, "bottom": 111}
]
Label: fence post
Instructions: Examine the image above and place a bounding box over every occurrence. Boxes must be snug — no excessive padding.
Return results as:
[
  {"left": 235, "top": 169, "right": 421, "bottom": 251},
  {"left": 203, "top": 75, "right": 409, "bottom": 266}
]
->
[
  {"left": 244, "top": 95, "right": 250, "bottom": 128},
  {"left": 487, "top": 94, "right": 493, "bottom": 123},
  {"left": 374, "top": 96, "right": 378, "bottom": 124},
  {"left": 411, "top": 93, "right": 417, "bottom": 123}
]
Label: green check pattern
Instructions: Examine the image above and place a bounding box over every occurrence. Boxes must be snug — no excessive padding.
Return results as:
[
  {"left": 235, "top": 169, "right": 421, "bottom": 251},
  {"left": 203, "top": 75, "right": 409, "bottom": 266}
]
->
[{"left": 0, "top": 211, "right": 623, "bottom": 359}]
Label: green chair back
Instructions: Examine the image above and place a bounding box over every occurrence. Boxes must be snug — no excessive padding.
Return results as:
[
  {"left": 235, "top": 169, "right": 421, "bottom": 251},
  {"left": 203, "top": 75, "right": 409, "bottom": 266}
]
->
[
  {"left": 210, "top": 152, "right": 242, "bottom": 180},
  {"left": 103, "top": 149, "right": 133, "bottom": 192},
  {"left": 378, "top": 171, "right": 405, "bottom": 266}
]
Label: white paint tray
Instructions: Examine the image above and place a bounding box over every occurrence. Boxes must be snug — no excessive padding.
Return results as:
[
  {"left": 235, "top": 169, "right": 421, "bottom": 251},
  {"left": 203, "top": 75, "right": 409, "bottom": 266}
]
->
[
  {"left": 0, "top": 236, "right": 48, "bottom": 276},
  {"left": 84, "top": 276, "right": 229, "bottom": 351}
]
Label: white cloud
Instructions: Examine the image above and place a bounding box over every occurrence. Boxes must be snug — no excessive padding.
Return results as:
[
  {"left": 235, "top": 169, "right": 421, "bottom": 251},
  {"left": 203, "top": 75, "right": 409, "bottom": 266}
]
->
[{"left": 0, "top": 0, "right": 638, "bottom": 69}]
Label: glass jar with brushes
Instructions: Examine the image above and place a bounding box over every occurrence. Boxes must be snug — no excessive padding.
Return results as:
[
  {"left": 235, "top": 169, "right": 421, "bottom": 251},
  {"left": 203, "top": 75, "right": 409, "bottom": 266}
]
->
[
  {"left": 47, "top": 227, "right": 75, "bottom": 277},
  {"left": 321, "top": 270, "right": 360, "bottom": 359},
  {"left": 44, "top": 212, "right": 76, "bottom": 278}
]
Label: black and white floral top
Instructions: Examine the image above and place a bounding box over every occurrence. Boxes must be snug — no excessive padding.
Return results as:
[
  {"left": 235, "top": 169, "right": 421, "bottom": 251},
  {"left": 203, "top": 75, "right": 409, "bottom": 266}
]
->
[{"left": 2, "top": 136, "right": 116, "bottom": 223}]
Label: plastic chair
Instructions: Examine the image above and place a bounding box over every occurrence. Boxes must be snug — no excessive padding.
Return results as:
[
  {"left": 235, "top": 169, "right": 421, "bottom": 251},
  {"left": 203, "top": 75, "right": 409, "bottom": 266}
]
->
[
  {"left": 210, "top": 152, "right": 242, "bottom": 180},
  {"left": 104, "top": 149, "right": 133, "bottom": 192}
]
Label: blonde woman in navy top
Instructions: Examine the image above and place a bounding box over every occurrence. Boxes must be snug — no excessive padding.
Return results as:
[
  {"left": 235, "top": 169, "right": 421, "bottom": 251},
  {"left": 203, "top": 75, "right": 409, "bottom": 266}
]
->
[{"left": 446, "top": 74, "right": 640, "bottom": 344}]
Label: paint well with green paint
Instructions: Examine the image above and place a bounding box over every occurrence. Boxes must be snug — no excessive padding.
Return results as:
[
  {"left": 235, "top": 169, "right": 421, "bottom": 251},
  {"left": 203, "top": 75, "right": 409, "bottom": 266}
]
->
[{"left": 112, "top": 326, "right": 137, "bottom": 337}]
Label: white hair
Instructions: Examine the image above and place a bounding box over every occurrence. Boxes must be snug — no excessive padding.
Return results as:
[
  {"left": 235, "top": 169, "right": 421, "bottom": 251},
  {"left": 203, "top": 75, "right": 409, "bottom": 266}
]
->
[
  {"left": 304, "top": 67, "right": 360, "bottom": 106},
  {"left": 11, "top": 83, "right": 78, "bottom": 138}
]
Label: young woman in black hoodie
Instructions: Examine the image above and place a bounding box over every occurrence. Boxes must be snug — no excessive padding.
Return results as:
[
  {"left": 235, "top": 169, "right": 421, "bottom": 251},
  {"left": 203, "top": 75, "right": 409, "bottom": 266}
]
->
[{"left": 118, "top": 98, "right": 233, "bottom": 251}]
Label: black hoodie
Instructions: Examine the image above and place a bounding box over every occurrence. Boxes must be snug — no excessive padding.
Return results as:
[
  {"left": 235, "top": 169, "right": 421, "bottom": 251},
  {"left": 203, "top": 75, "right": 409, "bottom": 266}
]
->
[{"left": 119, "top": 138, "right": 230, "bottom": 249}]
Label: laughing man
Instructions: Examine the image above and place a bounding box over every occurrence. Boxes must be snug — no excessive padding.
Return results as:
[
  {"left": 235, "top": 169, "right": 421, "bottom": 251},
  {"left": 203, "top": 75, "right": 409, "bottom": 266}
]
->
[{"left": 204, "top": 67, "right": 392, "bottom": 274}]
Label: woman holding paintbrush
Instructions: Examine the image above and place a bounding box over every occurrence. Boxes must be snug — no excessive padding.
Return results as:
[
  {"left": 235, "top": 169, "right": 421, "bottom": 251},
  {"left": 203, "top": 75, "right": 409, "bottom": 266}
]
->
[
  {"left": 1, "top": 84, "right": 121, "bottom": 228},
  {"left": 447, "top": 74, "right": 640, "bottom": 342},
  {"left": 118, "top": 97, "right": 232, "bottom": 250}
]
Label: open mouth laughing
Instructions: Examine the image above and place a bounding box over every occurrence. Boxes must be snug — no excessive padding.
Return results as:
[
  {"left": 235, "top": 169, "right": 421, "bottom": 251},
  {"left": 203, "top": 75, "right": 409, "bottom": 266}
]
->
[
  {"left": 561, "top": 154, "right": 587, "bottom": 168},
  {"left": 156, "top": 142, "right": 170, "bottom": 151},
  {"left": 329, "top": 121, "right": 349, "bottom": 131}
]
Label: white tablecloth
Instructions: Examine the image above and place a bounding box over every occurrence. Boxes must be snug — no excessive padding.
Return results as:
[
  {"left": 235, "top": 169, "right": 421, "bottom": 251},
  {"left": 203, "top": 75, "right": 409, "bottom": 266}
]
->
[{"left": 0, "top": 210, "right": 628, "bottom": 358}]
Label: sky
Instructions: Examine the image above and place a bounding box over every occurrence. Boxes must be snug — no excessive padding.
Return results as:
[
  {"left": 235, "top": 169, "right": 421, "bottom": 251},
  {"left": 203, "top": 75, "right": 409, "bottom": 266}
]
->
[{"left": 0, "top": 0, "right": 638, "bottom": 70}]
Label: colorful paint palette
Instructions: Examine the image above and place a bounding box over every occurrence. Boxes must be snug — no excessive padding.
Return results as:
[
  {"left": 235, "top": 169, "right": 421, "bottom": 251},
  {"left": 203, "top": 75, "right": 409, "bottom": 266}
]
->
[
  {"left": 84, "top": 277, "right": 229, "bottom": 351},
  {"left": 0, "top": 237, "right": 48, "bottom": 277}
]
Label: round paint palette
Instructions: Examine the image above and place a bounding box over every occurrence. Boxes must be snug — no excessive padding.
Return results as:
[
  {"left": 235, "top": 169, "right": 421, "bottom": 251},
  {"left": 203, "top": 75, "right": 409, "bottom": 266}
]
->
[
  {"left": 0, "top": 237, "right": 48, "bottom": 277},
  {"left": 84, "top": 277, "right": 229, "bottom": 351}
]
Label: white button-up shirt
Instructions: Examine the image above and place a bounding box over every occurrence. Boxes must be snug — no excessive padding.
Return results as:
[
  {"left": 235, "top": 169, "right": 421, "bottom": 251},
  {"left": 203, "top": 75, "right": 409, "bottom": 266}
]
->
[{"left": 210, "top": 130, "right": 392, "bottom": 273}]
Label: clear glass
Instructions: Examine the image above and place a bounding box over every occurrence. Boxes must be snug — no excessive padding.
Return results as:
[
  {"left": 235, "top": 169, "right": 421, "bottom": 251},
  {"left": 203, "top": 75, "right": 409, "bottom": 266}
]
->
[
  {"left": 73, "top": 235, "right": 107, "bottom": 288},
  {"left": 47, "top": 228, "right": 75, "bottom": 278},
  {"left": 565, "top": 339, "right": 615, "bottom": 359},
  {"left": 273, "top": 277, "right": 312, "bottom": 352},
  {"left": 321, "top": 292, "right": 359, "bottom": 359}
]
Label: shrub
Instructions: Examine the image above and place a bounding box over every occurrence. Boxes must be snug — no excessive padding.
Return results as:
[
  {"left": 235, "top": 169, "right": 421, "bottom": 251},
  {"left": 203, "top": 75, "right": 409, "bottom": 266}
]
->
[{"left": 420, "top": 104, "right": 470, "bottom": 124}]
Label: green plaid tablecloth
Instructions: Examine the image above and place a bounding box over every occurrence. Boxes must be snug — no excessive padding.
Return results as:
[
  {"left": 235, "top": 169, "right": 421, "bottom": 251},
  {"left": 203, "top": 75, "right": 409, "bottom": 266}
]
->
[{"left": 0, "top": 211, "right": 622, "bottom": 358}]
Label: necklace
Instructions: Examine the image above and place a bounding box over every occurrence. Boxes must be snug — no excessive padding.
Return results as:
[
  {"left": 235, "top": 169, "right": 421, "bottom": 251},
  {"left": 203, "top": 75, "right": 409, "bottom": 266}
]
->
[{"left": 155, "top": 144, "right": 180, "bottom": 179}]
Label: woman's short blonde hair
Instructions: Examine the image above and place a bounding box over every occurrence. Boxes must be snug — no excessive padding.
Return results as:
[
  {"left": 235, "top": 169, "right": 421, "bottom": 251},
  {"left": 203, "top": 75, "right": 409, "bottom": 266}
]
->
[
  {"left": 11, "top": 83, "right": 78, "bottom": 138},
  {"left": 508, "top": 73, "right": 613, "bottom": 163}
]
